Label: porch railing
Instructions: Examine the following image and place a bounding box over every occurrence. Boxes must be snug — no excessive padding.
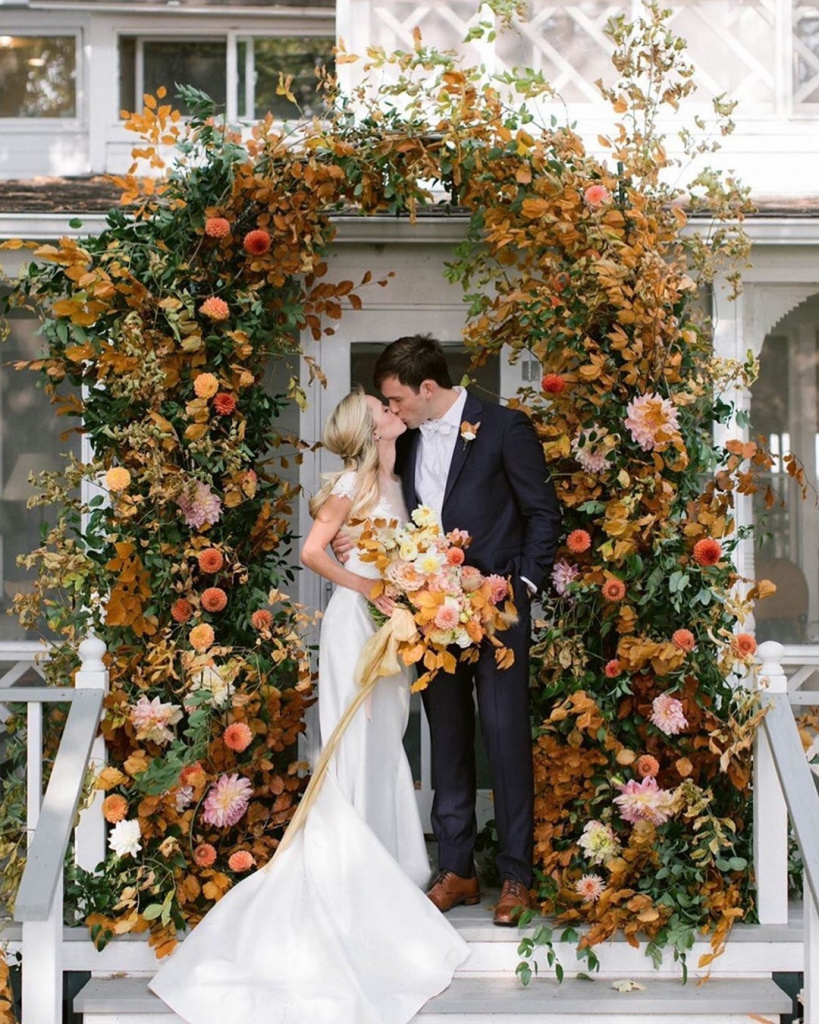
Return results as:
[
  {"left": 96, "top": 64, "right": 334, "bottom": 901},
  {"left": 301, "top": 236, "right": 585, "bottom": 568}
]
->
[
  {"left": 0, "top": 634, "right": 107, "bottom": 1024},
  {"left": 754, "top": 640, "right": 819, "bottom": 1024}
]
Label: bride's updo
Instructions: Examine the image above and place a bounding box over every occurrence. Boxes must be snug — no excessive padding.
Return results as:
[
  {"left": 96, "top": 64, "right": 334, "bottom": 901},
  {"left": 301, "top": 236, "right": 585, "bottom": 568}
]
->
[{"left": 309, "top": 387, "right": 380, "bottom": 519}]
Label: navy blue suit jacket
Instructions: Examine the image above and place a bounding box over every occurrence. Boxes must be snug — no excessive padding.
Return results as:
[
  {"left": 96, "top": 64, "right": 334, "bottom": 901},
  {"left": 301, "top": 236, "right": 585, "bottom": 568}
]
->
[{"left": 398, "top": 392, "right": 561, "bottom": 592}]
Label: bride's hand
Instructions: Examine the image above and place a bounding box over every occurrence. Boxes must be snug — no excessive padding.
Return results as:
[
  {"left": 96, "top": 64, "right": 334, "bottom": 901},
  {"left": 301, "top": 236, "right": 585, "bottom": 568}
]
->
[{"left": 371, "top": 593, "right": 396, "bottom": 617}]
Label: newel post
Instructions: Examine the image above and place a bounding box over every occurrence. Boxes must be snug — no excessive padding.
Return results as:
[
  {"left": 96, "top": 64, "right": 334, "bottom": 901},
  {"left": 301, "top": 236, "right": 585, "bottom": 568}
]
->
[
  {"left": 74, "top": 631, "right": 109, "bottom": 872},
  {"left": 753, "top": 640, "right": 789, "bottom": 925}
]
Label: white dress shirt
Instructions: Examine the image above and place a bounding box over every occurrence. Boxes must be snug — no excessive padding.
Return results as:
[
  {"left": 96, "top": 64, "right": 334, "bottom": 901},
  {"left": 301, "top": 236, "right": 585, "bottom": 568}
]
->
[{"left": 415, "top": 387, "right": 468, "bottom": 515}]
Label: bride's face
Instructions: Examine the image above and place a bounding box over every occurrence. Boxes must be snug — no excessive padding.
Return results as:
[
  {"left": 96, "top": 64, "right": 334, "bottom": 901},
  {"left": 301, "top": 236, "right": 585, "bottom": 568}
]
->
[{"left": 365, "top": 395, "right": 406, "bottom": 442}]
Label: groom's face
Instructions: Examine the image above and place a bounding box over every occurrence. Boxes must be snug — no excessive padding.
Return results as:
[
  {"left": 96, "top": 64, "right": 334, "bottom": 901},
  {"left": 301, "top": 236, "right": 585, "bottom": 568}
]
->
[{"left": 379, "top": 375, "right": 430, "bottom": 430}]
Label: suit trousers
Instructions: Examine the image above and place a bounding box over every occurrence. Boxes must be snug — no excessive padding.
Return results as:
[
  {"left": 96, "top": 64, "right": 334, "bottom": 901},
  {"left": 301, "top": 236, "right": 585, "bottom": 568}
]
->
[{"left": 421, "top": 589, "right": 534, "bottom": 886}]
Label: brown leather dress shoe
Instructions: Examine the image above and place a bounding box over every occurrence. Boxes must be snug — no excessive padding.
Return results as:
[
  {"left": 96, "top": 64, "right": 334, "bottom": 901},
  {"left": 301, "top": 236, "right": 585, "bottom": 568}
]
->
[
  {"left": 493, "top": 878, "right": 532, "bottom": 926},
  {"left": 426, "top": 870, "right": 481, "bottom": 912}
]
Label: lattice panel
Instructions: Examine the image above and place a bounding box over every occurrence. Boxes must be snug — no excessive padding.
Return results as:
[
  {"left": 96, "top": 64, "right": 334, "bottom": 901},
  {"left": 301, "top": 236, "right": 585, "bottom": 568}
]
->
[
  {"left": 794, "top": 3, "right": 819, "bottom": 106},
  {"left": 369, "top": 0, "right": 488, "bottom": 68}
]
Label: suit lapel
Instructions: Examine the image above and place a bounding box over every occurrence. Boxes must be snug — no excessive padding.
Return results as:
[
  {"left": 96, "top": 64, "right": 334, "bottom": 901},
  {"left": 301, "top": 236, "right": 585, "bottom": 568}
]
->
[{"left": 443, "top": 391, "right": 483, "bottom": 509}]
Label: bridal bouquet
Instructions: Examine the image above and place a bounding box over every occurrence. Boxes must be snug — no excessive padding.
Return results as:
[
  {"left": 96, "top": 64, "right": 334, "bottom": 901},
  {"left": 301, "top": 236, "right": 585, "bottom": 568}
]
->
[{"left": 355, "top": 505, "right": 517, "bottom": 692}]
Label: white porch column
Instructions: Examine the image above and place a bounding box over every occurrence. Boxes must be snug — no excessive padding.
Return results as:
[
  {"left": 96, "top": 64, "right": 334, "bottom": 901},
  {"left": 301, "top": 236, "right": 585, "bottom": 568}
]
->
[{"left": 74, "top": 632, "right": 109, "bottom": 872}]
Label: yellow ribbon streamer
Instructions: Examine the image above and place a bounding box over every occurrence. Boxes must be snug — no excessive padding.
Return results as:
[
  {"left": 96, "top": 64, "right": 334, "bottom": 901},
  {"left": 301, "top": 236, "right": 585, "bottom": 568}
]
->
[{"left": 270, "top": 607, "right": 419, "bottom": 863}]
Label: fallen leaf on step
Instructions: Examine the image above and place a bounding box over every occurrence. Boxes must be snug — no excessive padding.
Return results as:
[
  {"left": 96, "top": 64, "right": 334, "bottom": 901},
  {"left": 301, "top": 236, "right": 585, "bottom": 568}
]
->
[{"left": 611, "top": 980, "right": 647, "bottom": 993}]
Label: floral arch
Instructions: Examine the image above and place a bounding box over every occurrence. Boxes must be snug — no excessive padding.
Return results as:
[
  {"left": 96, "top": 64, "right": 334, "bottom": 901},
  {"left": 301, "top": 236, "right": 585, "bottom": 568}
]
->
[{"left": 0, "top": 4, "right": 788, "bottom": 972}]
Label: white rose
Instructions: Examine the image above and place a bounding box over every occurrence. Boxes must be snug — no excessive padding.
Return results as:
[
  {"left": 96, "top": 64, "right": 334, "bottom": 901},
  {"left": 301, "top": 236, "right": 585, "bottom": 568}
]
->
[{"left": 109, "top": 819, "right": 142, "bottom": 859}]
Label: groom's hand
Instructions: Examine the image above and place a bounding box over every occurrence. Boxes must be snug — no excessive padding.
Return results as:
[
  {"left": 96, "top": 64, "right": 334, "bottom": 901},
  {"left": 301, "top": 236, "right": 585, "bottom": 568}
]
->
[{"left": 330, "top": 530, "right": 353, "bottom": 564}]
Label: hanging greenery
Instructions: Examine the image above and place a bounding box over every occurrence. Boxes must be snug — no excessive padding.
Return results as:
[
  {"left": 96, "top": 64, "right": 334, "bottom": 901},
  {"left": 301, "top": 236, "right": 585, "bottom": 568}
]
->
[{"left": 0, "top": 1, "right": 789, "bottom": 971}]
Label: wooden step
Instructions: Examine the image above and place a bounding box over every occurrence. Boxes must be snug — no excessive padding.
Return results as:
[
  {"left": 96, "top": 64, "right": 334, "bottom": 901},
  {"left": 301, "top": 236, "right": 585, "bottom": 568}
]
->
[
  {"left": 74, "top": 974, "right": 793, "bottom": 1023},
  {"left": 3, "top": 898, "right": 805, "bottom": 978}
]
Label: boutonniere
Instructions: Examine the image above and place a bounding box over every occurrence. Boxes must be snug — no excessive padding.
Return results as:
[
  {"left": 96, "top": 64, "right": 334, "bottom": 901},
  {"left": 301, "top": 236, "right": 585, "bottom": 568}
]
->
[{"left": 460, "top": 420, "right": 480, "bottom": 450}]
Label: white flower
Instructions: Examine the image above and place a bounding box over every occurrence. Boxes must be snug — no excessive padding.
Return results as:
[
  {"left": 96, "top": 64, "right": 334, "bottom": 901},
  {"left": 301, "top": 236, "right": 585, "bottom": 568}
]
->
[
  {"left": 413, "top": 549, "right": 447, "bottom": 576},
  {"left": 109, "top": 818, "right": 142, "bottom": 859},
  {"left": 129, "top": 695, "right": 182, "bottom": 746},
  {"left": 411, "top": 505, "right": 441, "bottom": 529},
  {"left": 192, "top": 664, "right": 235, "bottom": 708}
]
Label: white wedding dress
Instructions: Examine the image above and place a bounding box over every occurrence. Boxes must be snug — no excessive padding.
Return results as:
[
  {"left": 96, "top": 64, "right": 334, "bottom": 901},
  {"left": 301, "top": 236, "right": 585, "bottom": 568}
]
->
[{"left": 149, "top": 472, "right": 469, "bottom": 1024}]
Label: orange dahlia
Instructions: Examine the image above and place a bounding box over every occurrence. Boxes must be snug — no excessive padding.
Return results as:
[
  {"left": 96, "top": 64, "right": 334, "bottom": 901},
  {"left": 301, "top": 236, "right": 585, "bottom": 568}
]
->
[
  {"left": 198, "top": 548, "right": 224, "bottom": 574},
  {"left": 194, "top": 843, "right": 217, "bottom": 867},
  {"left": 171, "top": 598, "right": 193, "bottom": 623},
  {"left": 105, "top": 466, "right": 131, "bottom": 492},
  {"left": 672, "top": 628, "right": 696, "bottom": 652},
  {"left": 199, "top": 297, "right": 230, "bottom": 321},
  {"left": 604, "top": 659, "right": 621, "bottom": 678},
  {"left": 194, "top": 373, "right": 220, "bottom": 399},
  {"left": 541, "top": 373, "right": 566, "bottom": 394},
  {"left": 190, "top": 623, "right": 215, "bottom": 651},
  {"left": 102, "top": 794, "right": 128, "bottom": 823},
  {"left": 693, "top": 538, "right": 722, "bottom": 566},
  {"left": 202, "top": 587, "right": 228, "bottom": 613},
  {"left": 243, "top": 229, "right": 271, "bottom": 255},
  {"left": 251, "top": 609, "right": 273, "bottom": 631},
  {"left": 733, "top": 633, "right": 757, "bottom": 657},
  {"left": 635, "top": 754, "right": 660, "bottom": 779},
  {"left": 567, "top": 529, "right": 591, "bottom": 554},
  {"left": 213, "top": 392, "right": 237, "bottom": 416},
  {"left": 228, "top": 850, "right": 255, "bottom": 872},
  {"left": 601, "top": 578, "right": 626, "bottom": 602},
  {"left": 204, "top": 217, "right": 230, "bottom": 238},
  {"left": 223, "top": 722, "right": 253, "bottom": 753}
]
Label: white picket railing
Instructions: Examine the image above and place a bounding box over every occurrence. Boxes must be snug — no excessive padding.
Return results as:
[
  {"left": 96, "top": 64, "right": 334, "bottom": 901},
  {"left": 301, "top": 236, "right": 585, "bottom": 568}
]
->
[
  {"left": 0, "top": 634, "right": 107, "bottom": 1024},
  {"left": 755, "top": 639, "right": 819, "bottom": 1024}
]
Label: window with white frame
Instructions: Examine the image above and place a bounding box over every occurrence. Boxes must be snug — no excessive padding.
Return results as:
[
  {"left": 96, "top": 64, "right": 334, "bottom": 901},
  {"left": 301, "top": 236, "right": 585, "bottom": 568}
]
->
[
  {"left": 0, "top": 34, "right": 77, "bottom": 119},
  {"left": 794, "top": 2, "right": 819, "bottom": 109},
  {"left": 118, "top": 34, "right": 335, "bottom": 120}
]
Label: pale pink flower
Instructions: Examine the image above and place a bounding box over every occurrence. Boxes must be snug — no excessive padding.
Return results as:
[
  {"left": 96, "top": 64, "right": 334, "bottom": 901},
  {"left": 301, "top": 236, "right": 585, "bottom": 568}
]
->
[
  {"left": 575, "top": 873, "right": 605, "bottom": 902},
  {"left": 434, "top": 598, "right": 461, "bottom": 630},
  {"left": 624, "top": 393, "right": 681, "bottom": 452},
  {"left": 486, "top": 574, "right": 509, "bottom": 605},
  {"left": 650, "top": 694, "right": 688, "bottom": 736},
  {"left": 175, "top": 785, "right": 194, "bottom": 811},
  {"left": 385, "top": 560, "right": 426, "bottom": 592},
  {"left": 202, "top": 773, "right": 253, "bottom": 828},
  {"left": 129, "top": 695, "right": 183, "bottom": 746},
  {"left": 446, "top": 529, "right": 470, "bottom": 546},
  {"left": 578, "top": 820, "right": 621, "bottom": 866},
  {"left": 460, "top": 566, "right": 484, "bottom": 593},
  {"left": 572, "top": 426, "right": 613, "bottom": 473},
  {"left": 177, "top": 481, "right": 223, "bottom": 529},
  {"left": 552, "top": 558, "right": 579, "bottom": 597},
  {"left": 614, "top": 776, "right": 676, "bottom": 826}
]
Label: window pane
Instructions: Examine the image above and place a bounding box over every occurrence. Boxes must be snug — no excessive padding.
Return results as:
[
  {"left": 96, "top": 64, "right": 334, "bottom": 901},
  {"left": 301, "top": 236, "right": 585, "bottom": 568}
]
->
[
  {"left": 794, "top": 6, "right": 819, "bottom": 107},
  {"left": 0, "top": 302, "right": 82, "bottom": 641},
  {"left": 751, "top": 298, "right": 819, "bottom": 646},
  {"left": 119, "top": 38, "right": 227, "bottom": 116},
  {"left": 0, "top": 35, "right": 76, "bottom": 118},
  {"left": 237, "top": 36, "right": 335, "bottom": 120}
]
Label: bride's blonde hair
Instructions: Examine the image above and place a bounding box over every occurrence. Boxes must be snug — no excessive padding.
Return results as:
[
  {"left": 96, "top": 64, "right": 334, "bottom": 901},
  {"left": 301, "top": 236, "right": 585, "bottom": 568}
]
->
[{"left": 309, "top": 387, "right": 380, "bottom": 520}]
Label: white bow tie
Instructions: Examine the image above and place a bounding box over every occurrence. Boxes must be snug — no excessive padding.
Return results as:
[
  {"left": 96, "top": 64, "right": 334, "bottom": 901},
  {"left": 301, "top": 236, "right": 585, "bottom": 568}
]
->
[{"left": 419, "top": 418, "right": 455, "bottom": 439}]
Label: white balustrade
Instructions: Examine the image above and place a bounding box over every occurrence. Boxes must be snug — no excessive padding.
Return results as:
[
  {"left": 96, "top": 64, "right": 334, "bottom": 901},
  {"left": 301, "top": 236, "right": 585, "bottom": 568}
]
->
[
  {"left": 2, "top": 633, "right": 107, "bottom": 1024},
  {"left": 754, "top": 640, "right": 790, "bottom": 924}
]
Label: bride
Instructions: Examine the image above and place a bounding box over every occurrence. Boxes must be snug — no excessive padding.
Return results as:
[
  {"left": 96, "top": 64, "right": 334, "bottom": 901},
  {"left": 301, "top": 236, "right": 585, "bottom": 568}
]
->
[{"left": 149, "top": 388, "right": 469, "bottom": 1024}]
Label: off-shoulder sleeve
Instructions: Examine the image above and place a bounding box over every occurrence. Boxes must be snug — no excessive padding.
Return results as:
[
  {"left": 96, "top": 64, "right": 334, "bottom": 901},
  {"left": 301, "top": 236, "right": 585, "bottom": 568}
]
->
[{"left": 330, "top": 471, "right": 357, "bottom": 501}]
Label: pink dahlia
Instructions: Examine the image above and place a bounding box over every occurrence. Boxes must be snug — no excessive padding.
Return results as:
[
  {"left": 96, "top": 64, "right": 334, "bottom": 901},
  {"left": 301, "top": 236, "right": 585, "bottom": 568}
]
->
[
  {"left": 552, "top": 558, "right": 579, "bottom": 597},
  {"left": 650, "top": 694, "right": 688, "bottom": 736},
  {"left": 434, "top": 598, "right": 461, "bottom": 630},
  {"left": 614, "top": 776, "right": 676, "bottom": 826},
  {"left": 177, "top": 481, "right": 223, "bottom": 529},
  {"left": 624, "top": 393, "right": 680, "bottom": 452},
  {"left": 223, "top": 722, "right": 253, "bottom": 753},
  {"left": 202, "top": 773, "right": 253, "bottom": 828},
  {"left": 575, "top": 873, "right": 605, "bottom": 902}
]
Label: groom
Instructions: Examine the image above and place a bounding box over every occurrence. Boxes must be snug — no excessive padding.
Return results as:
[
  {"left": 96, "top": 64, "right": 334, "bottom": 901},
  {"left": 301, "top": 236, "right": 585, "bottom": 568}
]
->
[{"left": 371, "top": 334, "right": 561, "bottom": 925}]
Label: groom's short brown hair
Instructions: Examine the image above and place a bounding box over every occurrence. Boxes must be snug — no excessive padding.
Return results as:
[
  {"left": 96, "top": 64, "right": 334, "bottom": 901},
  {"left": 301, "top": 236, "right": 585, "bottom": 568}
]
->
[{"left": 373, "top": 333, "right": 453, "bottom": 392}]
